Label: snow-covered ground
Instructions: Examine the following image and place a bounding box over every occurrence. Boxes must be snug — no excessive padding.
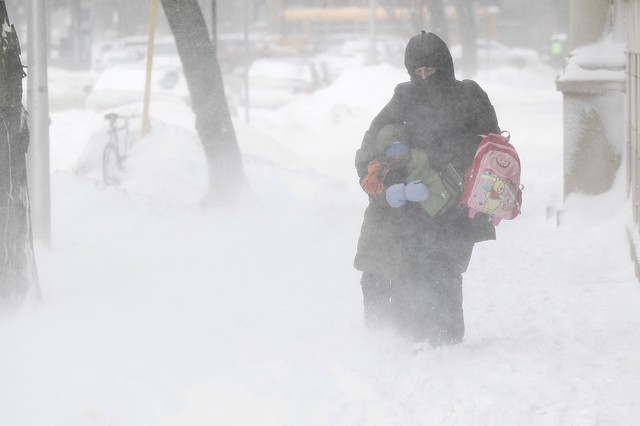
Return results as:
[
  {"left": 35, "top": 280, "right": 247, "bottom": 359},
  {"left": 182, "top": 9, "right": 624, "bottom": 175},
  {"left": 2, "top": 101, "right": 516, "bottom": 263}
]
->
[{"left": 1, "top": 57, "right": 640, "bottom": 426}]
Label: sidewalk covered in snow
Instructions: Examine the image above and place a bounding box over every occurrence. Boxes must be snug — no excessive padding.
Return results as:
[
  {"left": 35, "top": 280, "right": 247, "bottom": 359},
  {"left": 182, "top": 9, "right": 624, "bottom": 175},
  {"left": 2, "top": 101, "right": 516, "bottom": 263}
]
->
[{"left": 1, "top": 62, "right": 639, "bottom": 425}]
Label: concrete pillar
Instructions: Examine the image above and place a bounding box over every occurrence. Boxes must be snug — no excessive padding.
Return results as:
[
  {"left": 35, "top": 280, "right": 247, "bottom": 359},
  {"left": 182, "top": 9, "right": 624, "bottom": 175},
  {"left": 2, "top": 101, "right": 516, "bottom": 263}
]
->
[
  {"left": 557, "top": 0, "right": 626, "bottom": 198},
  {"left": 627, "top": 0, "right": 640, "bottom": 221},
  {"left": 568, "top": 0, "right": 610, "bottom": 49}
]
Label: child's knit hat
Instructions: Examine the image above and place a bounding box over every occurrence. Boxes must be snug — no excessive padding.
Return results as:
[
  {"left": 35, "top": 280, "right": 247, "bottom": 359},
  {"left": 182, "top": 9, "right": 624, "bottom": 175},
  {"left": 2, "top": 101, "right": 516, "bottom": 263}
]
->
[
  {"left": 376, "top": 123, "right": 410, "bottom": 166},
  {"left": 384, "top": 141, "right": 410, "bottom": 159},
  {"left": 376, "top": 123, "right": 407, "bottom": 151}
]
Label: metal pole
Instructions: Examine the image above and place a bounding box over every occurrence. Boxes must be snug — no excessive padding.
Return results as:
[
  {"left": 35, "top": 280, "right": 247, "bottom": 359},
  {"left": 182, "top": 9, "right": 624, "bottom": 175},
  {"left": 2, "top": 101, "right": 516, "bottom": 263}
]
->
[
  {"left": 211, "top": 0, "right": 217, "bottom": 54},
  {"left": 141, "top": 0, "right": 158, "bottom": 138},
  {"left": 70, "top": 0, "right": 79, "bottom": 68},
  {"left": 244, "top": 0, "right": 250, "bottom": 123},
  {"left": 369, "top": 0, "right": 377, "bottom": 64},
  {"left": 27, "top": 0, "right": 51, "bottom": 244}
]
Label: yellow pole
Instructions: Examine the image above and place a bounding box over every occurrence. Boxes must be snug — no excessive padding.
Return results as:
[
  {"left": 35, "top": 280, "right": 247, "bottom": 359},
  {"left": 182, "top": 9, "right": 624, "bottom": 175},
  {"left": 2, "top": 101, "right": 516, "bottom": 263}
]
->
[{"left": 142, "top": 0, "right": 158, "bottom": 138}]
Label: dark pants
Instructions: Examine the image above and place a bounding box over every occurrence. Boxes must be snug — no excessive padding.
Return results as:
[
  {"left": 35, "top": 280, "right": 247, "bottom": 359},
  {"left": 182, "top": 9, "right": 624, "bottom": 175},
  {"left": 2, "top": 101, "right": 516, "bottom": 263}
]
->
[
  {"left": 392, "top": 266, "right": 465, "bottom": 346},
  {"left": 361, "top": 267, "right": 464, "bottom": 345},
  {"left": 360, "top": 272, "right": 393, "bottom": 329},
  {"left": 366, "top": 237, "right": 473, "bottom": 347}
]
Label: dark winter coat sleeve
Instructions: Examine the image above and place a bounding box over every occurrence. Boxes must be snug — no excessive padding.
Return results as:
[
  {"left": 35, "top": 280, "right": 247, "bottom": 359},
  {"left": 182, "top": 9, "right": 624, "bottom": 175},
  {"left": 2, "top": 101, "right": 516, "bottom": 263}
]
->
[
  {"left": 461, "top": 79, "right": 500, "bottom": 135},
  {"left": 440, "top": 80, "right": 499, "bottom": 246},
  {"left": 355, "top": 83, "right": 409, "bottom": 179},
  {"left": 452, "top": 80, "right": 500, "bottom": 168},
  {"left": 354, "top": 77, "right": 500, "bottom": 278},
  {"left": 424, "top": 80, "right": 499, "bottom": 174}
]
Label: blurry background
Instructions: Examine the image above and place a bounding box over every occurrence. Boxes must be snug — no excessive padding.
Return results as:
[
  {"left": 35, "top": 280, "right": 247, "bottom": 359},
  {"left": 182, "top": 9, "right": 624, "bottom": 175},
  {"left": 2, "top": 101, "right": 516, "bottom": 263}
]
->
[
  {"left": 8, "top": 0, "right": 569, "bottom": 73},
  {"left": 10, "top": 0, "right": 640, "bottom": 262},
  {"left": 6, "top": 3, "right": 640, "bottom": 425},
  {"left": 7, "top": 0, "right": 571, "bottom": 114}
]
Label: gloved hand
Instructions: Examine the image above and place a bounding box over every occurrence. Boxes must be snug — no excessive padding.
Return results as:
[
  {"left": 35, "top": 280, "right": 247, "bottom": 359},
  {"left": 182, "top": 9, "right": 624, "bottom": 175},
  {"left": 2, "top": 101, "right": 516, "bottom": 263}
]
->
[
  {"left": 385, "top": 183, "right": 407, "bottom": 208},
  {"left": 404, "top": 180, "right": 430, "bottom": 202},
  {"left": 360, "top": 160, "right": 385, "bottom": 195}
]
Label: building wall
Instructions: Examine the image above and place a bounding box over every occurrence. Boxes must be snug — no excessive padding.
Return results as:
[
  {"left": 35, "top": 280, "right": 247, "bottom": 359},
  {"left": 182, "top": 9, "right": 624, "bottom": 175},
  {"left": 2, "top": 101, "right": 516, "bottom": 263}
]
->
[
  {"left": 556, "top": 0, "right": 626, "bottom": 198},
  {"left": 629, "top": 0, "right": 640, "bottom": 223},
  {"left": 499, "top": 0, "right": 569, "bottom": 50}
]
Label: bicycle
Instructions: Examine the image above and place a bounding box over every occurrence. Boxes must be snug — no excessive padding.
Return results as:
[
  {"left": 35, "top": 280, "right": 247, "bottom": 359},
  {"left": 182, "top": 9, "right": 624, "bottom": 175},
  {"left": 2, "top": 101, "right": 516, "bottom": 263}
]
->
[{"left": 103, "top": 112, "right": 136, "bottom": 185}]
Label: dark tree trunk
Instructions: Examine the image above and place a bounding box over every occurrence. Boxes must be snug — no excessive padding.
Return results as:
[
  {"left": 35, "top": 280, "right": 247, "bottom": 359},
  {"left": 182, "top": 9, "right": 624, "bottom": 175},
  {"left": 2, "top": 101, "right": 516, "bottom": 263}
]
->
[
  {"left": 454, "top": 0, "right": 477, "bottom": 77},
  {"left": 425, "top": 0, "right": 448, "bottom": 42},
  {"left": 160, "top": 0, "right": 246, "bottom": 203},
  {"left": 211, "top": 0, "right": 217, "bottom": 55},
  {"left": 0, "top": 1, "right": 40, "bottom": 307}
]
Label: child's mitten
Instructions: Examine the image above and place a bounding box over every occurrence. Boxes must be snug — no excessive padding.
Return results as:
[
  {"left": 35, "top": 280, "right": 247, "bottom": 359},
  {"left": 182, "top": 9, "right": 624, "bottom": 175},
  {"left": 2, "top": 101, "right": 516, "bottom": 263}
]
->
[
  {"left": 405, "top": 180, "right": 430, "bottom": 202},
  {"left": 385, "top": 183, "right": 407, "bottom": 208},
  {"left": 360, "top": 160, "right": 385, "bottom": 195}
]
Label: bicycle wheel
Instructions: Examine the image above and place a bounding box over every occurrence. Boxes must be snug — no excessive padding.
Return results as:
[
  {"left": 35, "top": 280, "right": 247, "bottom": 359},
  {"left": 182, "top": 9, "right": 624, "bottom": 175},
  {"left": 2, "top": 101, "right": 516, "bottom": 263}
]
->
[
  {"left": 103, "top": 143, "right": 120, "bottom": 185},
  {"left": 115, "top": 128, "right": 129, "bottom": 160}
]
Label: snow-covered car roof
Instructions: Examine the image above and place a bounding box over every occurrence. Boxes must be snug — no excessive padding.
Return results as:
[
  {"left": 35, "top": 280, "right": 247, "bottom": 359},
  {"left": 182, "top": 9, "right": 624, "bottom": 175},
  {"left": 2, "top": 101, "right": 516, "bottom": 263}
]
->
[{"left": 85, "top": 61, "right": 189, "bottom": 110}]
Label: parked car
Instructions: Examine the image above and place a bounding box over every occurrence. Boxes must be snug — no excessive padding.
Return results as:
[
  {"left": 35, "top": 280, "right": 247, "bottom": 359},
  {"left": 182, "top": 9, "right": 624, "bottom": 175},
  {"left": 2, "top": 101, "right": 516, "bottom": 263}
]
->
[
  {"left": 227, "top": 56, "right": 324, "bottom": 109},
  {"left": 309, "top": 33, "right": 404, "bottom": 82},
  {"left": 93, "top": 36, "right": 179, "bottom": 71},
  {"left": 85, "top": 61, "right": 189, "bottom": 110},
  {"left": 86, "top": 36, "right": 189, "bottom": 110},
  {"left": 450, "top": 39, "right": 541, "bottom": 70},
  {"left": 216, "top": 32, "right": 295, "bottom": 74}
]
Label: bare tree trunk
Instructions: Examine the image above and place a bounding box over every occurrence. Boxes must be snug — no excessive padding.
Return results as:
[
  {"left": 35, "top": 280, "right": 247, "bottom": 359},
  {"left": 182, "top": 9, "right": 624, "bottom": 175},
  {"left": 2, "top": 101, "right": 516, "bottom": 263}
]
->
[
  {"left": 0, "top": 1, "right": 40, "bottom": 307},
  {"left": 211, "top": 0, "right": 217, "bottom": 54},
  {"left": 425, "top": 0, "right": 448, "bottom": 42},
  {"left": 159, "top": 0, "right": 246, "bottom": 204},
  {"left": 379, "top": 0, "right": 448, "bottom": 42},
  {"left": 454, "top": 0, "right": 477, "bottom": 77}
]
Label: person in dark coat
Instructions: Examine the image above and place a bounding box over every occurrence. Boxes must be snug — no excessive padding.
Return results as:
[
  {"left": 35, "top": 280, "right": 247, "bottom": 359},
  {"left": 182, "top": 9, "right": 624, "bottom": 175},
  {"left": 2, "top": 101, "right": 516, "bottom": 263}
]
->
[
  {"left": 354, "top": 123, "right": 431, "bottom": 330},
  {"left": 354, "top": 31, "right": 500, "bottom": 346}
]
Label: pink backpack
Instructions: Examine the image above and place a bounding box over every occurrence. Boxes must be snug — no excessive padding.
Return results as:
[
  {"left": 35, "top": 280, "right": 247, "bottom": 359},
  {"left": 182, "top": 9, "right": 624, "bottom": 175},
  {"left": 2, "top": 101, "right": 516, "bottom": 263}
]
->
[{"left": 460, "top": 131, "right": 523, "bottom": 225}]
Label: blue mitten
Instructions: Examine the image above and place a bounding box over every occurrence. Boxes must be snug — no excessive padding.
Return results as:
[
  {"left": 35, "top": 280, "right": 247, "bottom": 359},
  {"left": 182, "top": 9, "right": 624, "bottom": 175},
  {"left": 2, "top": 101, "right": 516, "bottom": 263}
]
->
[
  {"left": 405, "top": 180, "right": 430, "bottom": 202},
  {"left": 385, "top": 183, "right": 407, "bottom": 208}
]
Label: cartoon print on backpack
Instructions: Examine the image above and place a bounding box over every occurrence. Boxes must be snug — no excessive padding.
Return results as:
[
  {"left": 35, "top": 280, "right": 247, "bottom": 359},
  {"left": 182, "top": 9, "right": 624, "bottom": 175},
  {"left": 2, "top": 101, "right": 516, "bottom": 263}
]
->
[
  {"left": 461, "top": 131, "right": 523, "bottom": 225},
  {"left": 483, "top": 177, "right": 506, "bottom": 215}
]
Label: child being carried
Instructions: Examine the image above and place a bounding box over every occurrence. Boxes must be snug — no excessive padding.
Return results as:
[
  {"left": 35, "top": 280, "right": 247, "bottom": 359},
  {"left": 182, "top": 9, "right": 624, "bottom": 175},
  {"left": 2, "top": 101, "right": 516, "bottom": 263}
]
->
[{"left": 360, "top": 123, "right": 462, "bottom": 217}]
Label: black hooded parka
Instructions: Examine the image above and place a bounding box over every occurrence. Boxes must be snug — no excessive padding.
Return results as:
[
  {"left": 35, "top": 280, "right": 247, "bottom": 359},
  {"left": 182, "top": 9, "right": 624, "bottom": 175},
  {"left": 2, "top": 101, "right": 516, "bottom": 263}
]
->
[
  {"left": 355, "top": 31, "right": 500, "bottom": 280},
  {"left": 354, "top": 31, "right": 501, "bottom": 344}
]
